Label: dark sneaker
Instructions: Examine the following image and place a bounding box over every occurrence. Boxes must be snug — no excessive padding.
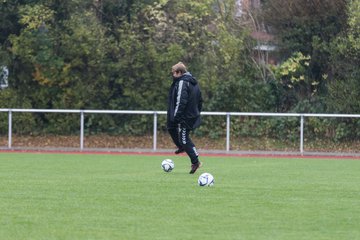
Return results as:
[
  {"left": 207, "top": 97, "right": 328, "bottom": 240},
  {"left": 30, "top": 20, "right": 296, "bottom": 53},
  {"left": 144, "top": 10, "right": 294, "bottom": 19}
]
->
[
  {"left": 175, "top": 148, "right": 185, "bottom": 154},
  {"left": 189, "top": 161, "right": 202, "bottom": 174}
]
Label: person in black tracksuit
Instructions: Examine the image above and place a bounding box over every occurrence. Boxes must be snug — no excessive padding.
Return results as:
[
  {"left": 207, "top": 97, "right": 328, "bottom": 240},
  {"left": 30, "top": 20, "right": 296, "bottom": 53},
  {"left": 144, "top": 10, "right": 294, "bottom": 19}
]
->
[{"left": 167, "top": 62, "right": 203, "bottom": 174}]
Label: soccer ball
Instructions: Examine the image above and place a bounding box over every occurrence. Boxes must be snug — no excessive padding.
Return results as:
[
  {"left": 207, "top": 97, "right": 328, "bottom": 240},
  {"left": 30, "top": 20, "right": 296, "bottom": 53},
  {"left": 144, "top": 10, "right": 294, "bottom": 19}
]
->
[
  {"left": 161, "top": 159, "right": 174, "bottom": 172},
  {"left": 198, "top": 173, "right": 215, "bottom": 187}
]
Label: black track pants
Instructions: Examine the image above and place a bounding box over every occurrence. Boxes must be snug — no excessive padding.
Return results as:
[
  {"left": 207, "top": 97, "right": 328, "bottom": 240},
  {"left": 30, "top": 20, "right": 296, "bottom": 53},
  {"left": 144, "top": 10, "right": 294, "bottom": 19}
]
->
[{"left": 168, "top": 125, "right": 199, "bottom": 164}]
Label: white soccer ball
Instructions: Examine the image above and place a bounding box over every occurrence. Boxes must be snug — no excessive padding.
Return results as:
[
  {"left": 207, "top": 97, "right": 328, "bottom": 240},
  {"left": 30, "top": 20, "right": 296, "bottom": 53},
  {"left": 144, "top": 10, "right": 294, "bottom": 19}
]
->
[
  {"left": 198, "top": 173, "right": 215, "bottom": 187},
  {"left": 161, "top": 159, "right": 175, "bottom": 172}
]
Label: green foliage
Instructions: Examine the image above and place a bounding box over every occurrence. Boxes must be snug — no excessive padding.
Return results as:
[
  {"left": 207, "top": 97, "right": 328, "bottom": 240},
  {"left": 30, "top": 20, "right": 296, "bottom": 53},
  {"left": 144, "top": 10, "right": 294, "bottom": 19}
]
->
[
  {"left": 306, "top": 117, "right": 360, "bottom": 142},
  {"left": 0, "top": 0, "right": 359, "bottom": 141},
  {"left": 262, "top": 0, "right": 349, "bottom": 113},
  {"left": 18, "top": 4, "right": 54, "bottom": 30},
  {"left": 326, "top": 0, "right": 360, "bottom": 114},
  {"left": 327, "top": 1, "right": 360, "bottom": 113},
  {"left": 269, "top": 52, "right": 322, "bottom": 112},
  {"left": 347, "top": 0, "right": 360, "bottom": 49},
  {"left": 0, "top": 0, "right": 22, "bottom": 45},
  {"left": 262, "top": 0, "right": 348, "bottom": 55},
  {"left": 0, "top": 89, "right": 36, "bottom": 134}
]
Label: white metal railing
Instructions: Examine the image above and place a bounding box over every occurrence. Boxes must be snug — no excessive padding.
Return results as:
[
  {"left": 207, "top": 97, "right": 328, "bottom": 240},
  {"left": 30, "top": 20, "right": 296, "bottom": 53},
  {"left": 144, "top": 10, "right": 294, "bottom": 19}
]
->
[{"left": 1, "top": 109, "right": 360, "bottom": 154}]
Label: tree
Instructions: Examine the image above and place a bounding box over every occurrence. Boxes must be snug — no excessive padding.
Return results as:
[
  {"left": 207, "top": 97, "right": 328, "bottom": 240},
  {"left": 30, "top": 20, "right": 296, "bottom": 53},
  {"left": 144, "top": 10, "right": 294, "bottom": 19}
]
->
[
  {"left": 1, "top": 0, "right": 277, "bottom": 135},
  {"left": 262, "top": 0, "right": 348, "bottom": 55},
  {"left": 261, "top": 0, "right": 348, "bottom": 112},
  {"left": 327, "top": 0, "right": 360, "bottom": 114}
]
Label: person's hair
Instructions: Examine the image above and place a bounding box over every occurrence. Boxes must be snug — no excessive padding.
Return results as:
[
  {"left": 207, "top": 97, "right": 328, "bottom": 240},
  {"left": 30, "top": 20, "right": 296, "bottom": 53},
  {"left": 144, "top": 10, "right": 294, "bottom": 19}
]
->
[{"left": 172, "top": 62, "right": 187, "bottom": 74}]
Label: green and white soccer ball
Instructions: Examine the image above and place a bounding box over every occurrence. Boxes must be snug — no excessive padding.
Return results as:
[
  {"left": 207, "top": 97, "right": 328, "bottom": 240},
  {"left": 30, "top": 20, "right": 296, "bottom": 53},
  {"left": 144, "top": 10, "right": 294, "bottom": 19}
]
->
[
  {"left": 198, "top": 173, "right": 214, "bottom": 187},
  {"left": 161, "top": 159, "right": 175, "bottom": 172}
]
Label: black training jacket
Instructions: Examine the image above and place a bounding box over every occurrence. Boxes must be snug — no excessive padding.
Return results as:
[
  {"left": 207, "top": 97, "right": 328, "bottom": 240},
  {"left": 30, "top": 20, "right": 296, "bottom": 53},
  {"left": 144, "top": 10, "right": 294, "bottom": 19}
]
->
[{"left": 167, "top": 72, "right": 203, "bottom": 130}]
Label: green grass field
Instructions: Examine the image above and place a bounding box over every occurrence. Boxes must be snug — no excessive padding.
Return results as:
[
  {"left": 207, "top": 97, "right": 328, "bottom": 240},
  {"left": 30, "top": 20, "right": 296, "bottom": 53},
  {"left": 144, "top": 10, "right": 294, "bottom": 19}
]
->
[{"left": 1, "top": 153, "right": 360, "bottom": 240}]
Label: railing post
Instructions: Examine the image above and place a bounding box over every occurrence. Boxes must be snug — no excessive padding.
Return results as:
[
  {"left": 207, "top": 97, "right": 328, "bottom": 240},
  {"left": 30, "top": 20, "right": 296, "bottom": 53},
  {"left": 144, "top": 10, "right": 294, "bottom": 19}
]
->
[
  {"left": 226, "top": 113, "right": 230, "bottom": 151},
  {"left": 80, "top": 110, "right": 84, "bottom": 150},
  {"left": 153, "top": 112, "right": 157, "bottom": 151},
  {"left": 300, "top": 114, "right": 304, "bottom": 155},
  {"left": 8, "top": 109, "right": 12, "bottom": 149}
]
